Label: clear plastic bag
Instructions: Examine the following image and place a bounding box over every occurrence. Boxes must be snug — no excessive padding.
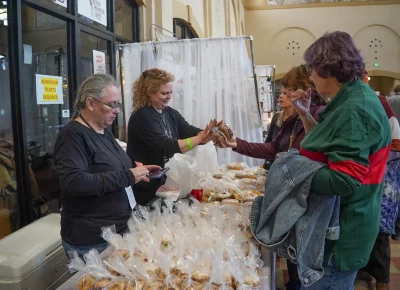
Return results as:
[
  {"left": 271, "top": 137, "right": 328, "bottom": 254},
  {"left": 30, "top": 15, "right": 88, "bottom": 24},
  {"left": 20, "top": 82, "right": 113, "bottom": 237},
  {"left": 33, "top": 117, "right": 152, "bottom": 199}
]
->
[{"left": 163, "top": 154, "right": 200, "bottom": 198}]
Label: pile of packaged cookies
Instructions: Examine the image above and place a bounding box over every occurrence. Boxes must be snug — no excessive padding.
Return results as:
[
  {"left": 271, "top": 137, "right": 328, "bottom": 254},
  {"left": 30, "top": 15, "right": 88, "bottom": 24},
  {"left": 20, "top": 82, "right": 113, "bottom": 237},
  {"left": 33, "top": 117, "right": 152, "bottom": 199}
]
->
[
  {"left": 200, "top": 162, "right": 267, "bottom": 205},
  {"left": 69, "top": 198, "right": 264, "bottom": 290}
]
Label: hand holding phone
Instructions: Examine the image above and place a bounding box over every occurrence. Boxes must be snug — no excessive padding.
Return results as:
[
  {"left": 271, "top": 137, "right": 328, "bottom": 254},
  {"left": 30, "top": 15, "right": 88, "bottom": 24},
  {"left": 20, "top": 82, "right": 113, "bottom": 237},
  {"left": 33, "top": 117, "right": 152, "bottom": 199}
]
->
[{"left": 148, "top": 167, "right": 170, "bottom": 179}]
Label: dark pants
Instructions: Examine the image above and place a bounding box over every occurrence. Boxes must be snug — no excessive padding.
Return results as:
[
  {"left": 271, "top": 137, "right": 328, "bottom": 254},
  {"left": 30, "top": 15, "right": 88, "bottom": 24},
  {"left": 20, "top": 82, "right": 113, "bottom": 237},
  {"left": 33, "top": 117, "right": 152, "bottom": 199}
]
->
[
  {"left": 364, "top": 233, "right": 391, "bottom": 283},
  {"left": 395, "top": 214, "right": 400, "bottom": 233},
  {"left": 286, "top": 259, "right": 301, "bottom": 290}
]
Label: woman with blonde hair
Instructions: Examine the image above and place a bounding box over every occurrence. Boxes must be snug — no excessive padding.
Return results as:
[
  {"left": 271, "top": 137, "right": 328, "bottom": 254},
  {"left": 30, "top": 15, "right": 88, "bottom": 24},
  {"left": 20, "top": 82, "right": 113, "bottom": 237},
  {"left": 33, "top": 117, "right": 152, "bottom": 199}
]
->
[{"left": 127, "top": 68, "right": 215, "bottom": 205}]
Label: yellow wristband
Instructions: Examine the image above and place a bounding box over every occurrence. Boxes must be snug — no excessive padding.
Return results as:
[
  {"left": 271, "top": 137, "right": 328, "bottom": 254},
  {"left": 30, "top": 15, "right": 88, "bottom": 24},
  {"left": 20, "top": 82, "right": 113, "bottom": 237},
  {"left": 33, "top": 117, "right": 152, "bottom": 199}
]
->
[{"left": 186, "top": 138, "right": 193, "bottom": 150}]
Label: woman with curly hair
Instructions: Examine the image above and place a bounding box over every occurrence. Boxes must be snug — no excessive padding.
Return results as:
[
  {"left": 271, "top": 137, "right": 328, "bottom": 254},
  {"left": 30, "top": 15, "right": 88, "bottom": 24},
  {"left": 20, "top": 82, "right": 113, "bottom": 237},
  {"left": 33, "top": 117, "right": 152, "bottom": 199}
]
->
[
  {"left": 216, "top": 64, "right": 326, "bottom": 165},
  {"left": 126, "top": 68, "right": 215, "bottom": 205},
  {"left": 290, "top": 31, "right": 391, "bottom": 289}
]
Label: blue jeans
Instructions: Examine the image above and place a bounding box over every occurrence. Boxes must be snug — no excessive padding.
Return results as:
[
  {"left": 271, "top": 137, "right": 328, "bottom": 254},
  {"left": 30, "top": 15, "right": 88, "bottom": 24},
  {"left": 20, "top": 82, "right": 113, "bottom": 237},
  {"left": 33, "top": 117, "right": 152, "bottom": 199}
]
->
[
  {"left": 62, "top": 240, "right": 108, "bottom": 260},
  {"left": 300, "top": 259, "right": 357, "bottom": 290}
]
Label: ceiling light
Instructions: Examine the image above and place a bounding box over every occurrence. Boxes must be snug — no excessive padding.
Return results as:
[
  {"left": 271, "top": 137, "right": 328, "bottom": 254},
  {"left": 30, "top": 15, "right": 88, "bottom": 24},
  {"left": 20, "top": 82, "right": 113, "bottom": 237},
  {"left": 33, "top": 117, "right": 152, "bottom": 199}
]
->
[
  {"left": 2, "top": 1, "right": 6, "bottom": 6},
  {"left": 368, "top": 77, "right": 371, "bottom": 81}
]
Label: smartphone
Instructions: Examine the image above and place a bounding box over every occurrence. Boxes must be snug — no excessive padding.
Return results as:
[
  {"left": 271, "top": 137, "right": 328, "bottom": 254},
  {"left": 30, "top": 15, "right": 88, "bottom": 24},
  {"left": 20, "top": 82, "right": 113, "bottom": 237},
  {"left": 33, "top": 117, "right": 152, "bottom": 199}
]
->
[{"left": 148, "top": 167, "right": 170, "bottom": 179}]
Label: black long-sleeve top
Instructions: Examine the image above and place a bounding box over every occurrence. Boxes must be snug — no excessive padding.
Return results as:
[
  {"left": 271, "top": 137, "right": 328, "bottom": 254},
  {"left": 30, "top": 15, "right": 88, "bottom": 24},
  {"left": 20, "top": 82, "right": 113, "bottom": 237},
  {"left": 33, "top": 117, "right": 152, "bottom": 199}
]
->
[
  {"left": 127, "top": 106, "right": 202, "bottom": 205},
  {"left": 54, "top": 121, "right": 135, "bottom": 246}
]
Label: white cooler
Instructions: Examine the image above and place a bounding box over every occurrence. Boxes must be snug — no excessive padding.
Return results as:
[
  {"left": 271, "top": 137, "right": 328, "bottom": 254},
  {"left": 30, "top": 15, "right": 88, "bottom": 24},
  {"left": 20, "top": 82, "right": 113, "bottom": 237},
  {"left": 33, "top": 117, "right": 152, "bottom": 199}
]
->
[{"left": 0, "top": 214, "right": 73, "bottom": 290}]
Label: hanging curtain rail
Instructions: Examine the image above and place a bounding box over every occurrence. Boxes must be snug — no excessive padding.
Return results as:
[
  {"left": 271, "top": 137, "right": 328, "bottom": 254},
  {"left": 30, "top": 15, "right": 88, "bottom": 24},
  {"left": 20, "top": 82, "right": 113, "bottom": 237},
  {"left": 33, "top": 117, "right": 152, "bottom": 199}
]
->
[{"left": 118, "top": 35, "right": 253, "bottom": 49}]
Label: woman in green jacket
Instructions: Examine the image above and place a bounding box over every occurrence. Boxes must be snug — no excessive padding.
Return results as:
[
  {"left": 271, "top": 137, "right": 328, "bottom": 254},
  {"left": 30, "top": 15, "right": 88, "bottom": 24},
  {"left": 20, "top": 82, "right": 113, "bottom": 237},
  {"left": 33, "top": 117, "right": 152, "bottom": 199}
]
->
[{"left": 291, "top": 31, "right": 391, "bottom": 290}]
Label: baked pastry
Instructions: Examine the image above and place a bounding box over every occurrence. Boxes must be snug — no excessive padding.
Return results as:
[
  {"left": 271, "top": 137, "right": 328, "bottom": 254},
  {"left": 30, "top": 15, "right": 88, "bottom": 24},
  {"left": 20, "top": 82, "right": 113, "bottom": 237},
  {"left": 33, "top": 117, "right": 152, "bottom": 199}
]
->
[
  {"left": 126, "top": 276, "right": 147, "bottom": 290},
  {"left": 146, "top": 263, "right": 161, "bottom": 276},
  {"left": 209, "top": 283, "right": 222, "bottom": 290},
  {"left": 221, "top": 199, "right": 239, "bottom": 205},
  {"left": 212, "top": 173, "right": 224, "bottom": 179},
  {"left": 108, "top": 280, "right": 126, "bottom": 290},
  {"left": 93, "top": 278, "right": 111, "bottom": 290},
  {"left": 118, "top": 249, "right": 130, "bottom": 259},
  {"left": 191, "top": 270, "right": 210, "bottom": 284},
  {"left": 231, "top": 191, "right": 244, "bottom": 202},
  {"left": 217, "top": 123, "right": 233, "bottom": 140},
  {"left": 227, "top": 163, "right": 245, "bottom": 171},
  {"left": 109, "top": 269, "right": 121, "bottom": 277},
  {"left": 235, "top": 172, "right": 257, "bottom": 180},
  {"left": 216, "top": 191, "right": 232, "bottom": 199},
  {"left": 212, "top": 123, "right": 234, "bottom": 146},
  {"left": 243, "top": 272, "right": 261, "bottom": 288},
  {"left": 187, "top": 280, "right": 206, "bottom": 290},
  {"left": 169, "top": 275, "right": 183, "bottom": 286},
  {"left": 144, "top": 280, "right": 163, "bottom": 290},
  {"left": 160, "top": 238, "right": 173, "bottom": 251},
  {"left": 126, "top": 279, "right": 146, "bottom": 290},
  {"left": 78, "top": 274, "right": 95, "bottom": 290}
]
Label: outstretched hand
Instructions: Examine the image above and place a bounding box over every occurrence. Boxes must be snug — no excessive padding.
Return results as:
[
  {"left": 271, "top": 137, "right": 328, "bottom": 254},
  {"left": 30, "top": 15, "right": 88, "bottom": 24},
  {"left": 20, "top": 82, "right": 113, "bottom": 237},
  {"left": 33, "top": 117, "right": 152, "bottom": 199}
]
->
[
  {"left": 214, "top": 136, "right": 237, "bottom": 149},
  {"left": 199, "top": 119, "right": 218, "bottom": 143}
]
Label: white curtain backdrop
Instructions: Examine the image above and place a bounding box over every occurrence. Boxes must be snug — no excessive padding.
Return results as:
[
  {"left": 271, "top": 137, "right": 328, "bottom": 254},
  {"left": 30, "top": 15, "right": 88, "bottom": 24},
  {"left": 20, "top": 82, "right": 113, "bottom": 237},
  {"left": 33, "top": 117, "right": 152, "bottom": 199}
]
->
[{"left": 121, "top": 37, "right": 263, "bottom": 167}]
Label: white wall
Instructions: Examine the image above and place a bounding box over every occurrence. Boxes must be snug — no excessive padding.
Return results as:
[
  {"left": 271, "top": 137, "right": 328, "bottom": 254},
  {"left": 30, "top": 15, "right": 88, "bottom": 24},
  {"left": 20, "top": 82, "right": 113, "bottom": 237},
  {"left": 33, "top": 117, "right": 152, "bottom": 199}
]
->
[
  {"left": 140, "top": 0, "right": 246, "bottom": 41},
  {"left": 174, "top": 0, "right": 205, "bottom": 37},
  {"left": 245, "top": 4, "right": 400, "bottom": 79}
]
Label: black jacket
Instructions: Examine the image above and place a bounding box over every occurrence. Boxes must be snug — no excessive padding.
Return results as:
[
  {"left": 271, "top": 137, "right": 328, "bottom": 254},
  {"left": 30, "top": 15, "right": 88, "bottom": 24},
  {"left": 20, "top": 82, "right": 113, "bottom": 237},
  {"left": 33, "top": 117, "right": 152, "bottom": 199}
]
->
[
  {"left": 127, "top": 106, "right": 201, "bottom": 205},
  {"left": 54, "top": 121, "right": 134, "bottom": 246}
]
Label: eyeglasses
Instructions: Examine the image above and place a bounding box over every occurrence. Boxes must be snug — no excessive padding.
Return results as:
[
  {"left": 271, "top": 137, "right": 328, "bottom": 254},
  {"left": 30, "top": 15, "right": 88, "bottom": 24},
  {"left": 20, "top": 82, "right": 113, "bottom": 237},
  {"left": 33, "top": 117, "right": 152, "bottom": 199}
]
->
[{"left": 93, "top": 99, "right": 122, "bottom": 111}]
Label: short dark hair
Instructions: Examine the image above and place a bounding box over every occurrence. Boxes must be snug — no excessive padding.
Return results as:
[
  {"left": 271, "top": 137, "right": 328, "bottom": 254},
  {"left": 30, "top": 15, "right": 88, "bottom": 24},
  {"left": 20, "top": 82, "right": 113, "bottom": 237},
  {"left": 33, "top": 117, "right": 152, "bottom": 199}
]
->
[
  {"left": 304, "top": 31, "right": 365, "bottom": 83},
  {"left": 394, "top": 85, "right": 400, "bottom": 94},
  {"left": 282, "top": 64, "right": 326, "bottom": 106}
]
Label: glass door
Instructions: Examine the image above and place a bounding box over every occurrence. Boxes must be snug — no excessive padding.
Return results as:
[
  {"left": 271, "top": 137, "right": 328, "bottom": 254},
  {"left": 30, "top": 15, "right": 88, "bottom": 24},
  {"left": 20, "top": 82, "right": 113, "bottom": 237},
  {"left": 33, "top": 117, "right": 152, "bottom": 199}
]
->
[
  {"left": 0, "top": 6, "right": 21, "bottom": 238},
  {"left": 20, "top": 4, "right": 70, "bottom": 214},
  {"left": 79, "top": 27, "right": 113, "bottom": 85}
]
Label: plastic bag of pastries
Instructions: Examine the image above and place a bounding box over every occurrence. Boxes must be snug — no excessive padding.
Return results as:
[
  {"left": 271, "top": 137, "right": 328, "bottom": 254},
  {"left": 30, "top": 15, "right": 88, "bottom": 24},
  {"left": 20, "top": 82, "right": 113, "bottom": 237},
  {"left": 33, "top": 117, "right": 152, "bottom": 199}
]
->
[
  {"left": 187, "top": 251, "right": 212, "bottom": 290},
  {"left": 226, "top": 162, "right": 248, "bottom": 171},
  {"left": 77, "top": 274, "right": 97, "bottom": 290},
  {"left": 124, "top": 255, "right": 149, "bottom": 289},
  {"left": 70, "top": 250, "right": 113, "bottom": 290},
  {"left": 211, "top": 122, "right": 234, "bottom": 146},
  {"left": 207, "top": 245, "right": 235, "bottom": 290},
  {"left": 239, "top": 244, "right": 263, "bottom": 290},
  {"left": 154, "top": 219, "right": 175, "bottom": 254},
  {"left": 67, "top": 251, "right": 97, "bottom": 290},
  {"left": 101, "top": 226, "right": 130, "bottom": 261}
]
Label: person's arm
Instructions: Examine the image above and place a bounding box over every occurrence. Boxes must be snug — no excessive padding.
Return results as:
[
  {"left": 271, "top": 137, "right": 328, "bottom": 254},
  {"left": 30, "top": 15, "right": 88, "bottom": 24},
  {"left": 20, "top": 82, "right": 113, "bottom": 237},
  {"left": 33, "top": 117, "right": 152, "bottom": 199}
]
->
[
  {"left": 55, "top": 130, "right": 136, "bottom": 197},
  {"left": 217, "top": 130, "right": 281, "bottom": 160},
  {"left": 311, "top": 110, "right": 387, "bottom": 196},
  {"left": 299, "top": 111, "right": 317, "bottom": 134},
  {"left": 233, "top": 137, "right": 280, "bottom": 160},
  {"left": 176, "top": 111, "right": 202, "bottom": 139},
  {"left": 134, "top": 111, "right": 213, "bottom": 158}
]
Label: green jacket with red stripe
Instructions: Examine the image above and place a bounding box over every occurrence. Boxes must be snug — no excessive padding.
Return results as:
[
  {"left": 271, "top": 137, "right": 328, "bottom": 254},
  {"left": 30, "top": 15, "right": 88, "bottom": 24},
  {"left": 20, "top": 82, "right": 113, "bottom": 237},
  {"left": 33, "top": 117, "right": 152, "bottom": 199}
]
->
[{"left": 300, "top": 80, "right": 391, "bottom": 271}]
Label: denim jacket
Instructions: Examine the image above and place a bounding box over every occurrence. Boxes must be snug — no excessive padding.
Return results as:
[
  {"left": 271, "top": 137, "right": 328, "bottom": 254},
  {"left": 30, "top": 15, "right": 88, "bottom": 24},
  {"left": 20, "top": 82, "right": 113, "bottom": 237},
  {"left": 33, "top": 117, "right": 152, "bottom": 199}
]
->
[{"left": 250, "top": 149, "right": 340, "bottom": 287}]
